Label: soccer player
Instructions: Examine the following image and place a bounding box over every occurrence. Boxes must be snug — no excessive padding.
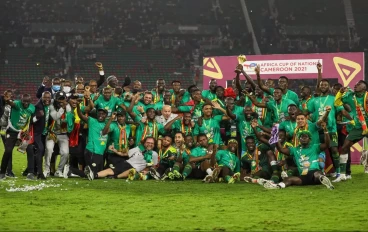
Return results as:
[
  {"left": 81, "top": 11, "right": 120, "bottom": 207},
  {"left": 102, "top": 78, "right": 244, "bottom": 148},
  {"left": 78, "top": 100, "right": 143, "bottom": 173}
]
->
[
  {"left": 63, "top": 105, "right": 109, "bottom": 179},
  {"left": 181, "top": 134, "right": 215, "bottom": 180},
  {"left": 177, "top": 89, "right": 205, "bottom": 123},
  {"left": 241, "top": 136, "right": 271, "bottom": 182},
  {"left": 149, "top": 135, "right": 178, "bottom": 180},
  {"left": 335, "top": 81, "right": 368, "bottom": 180},
  {"left": 103, "top": 111, "right": 132, "bottom": 167},
  {"left": 0, "top": 94, "right": 35, "bottom": 180},
  {"left": 263, "top": 123, "right": 335, "bottom": 190},
  {"left": 193, "top": 102, "right": 229, "bottom": 148},
  {"left": 164, "top": 112, "right": 195, "bottom": 137},
  {"left": 257, "top": 71, "right": 300, "bottom": 107},
  {"left": 128, "top": 95, "right": 165, "bottom": 145},
  {"left": 152, "top": 79, "right": 166, "bottom": 104},
  {"left": 245, "top": 88, "right": 279, "bottom": 128},
  {"left": 226, "top": 105, "right": 263, "bottom": 152},
  {"left": 94, "top": 87, "right": 126, "bottom": 117},
  {"left": 84, "top": 137, "right": 157, "bottom": 180},
  {"left": 306, "top": 79, "right": 353, "bottom": 181},
  {"left": 206, "top": 139, "right": 241, "bottom": 184},
  {"left": 169, "top": 80, "right": 190, "bottom": 107},
  {"left": 167, "top": 133, "right": 194, "bottom": 180},
  {"left": 202, "top": 79, "right": 218, "bottom": 101}
]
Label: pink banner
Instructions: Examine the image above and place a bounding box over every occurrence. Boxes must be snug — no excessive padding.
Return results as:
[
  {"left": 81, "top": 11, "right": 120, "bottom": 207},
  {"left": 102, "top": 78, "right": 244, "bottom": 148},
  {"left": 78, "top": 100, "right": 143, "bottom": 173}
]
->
[{"left": 203, "top": 52, "right": 365, "bottom": 165}]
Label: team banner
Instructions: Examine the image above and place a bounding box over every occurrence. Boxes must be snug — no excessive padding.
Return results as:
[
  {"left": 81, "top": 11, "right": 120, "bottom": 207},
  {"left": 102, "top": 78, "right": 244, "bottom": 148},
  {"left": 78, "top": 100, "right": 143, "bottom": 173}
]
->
[{"left": 203, "top": 52, "right": 365, "bottom": 164}]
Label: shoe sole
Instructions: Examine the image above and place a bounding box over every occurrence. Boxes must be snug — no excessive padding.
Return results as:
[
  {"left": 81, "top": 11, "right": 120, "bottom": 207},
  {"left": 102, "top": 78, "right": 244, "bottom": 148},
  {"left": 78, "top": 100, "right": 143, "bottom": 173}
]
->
[
  {"left": 244, "top": 177, "right": 253, "bottom": 183},
  {"left": 85, "top": 166, "right": 94, "bottom": 181},
  {"left": 320, "top": 176, "right": 335, "bottom": 190},
  {"left": 149, "top": 168, "right": 161, "bottom": 180},
  {"left": 204, "top": 176, "right": 214, "bottom": 183}
]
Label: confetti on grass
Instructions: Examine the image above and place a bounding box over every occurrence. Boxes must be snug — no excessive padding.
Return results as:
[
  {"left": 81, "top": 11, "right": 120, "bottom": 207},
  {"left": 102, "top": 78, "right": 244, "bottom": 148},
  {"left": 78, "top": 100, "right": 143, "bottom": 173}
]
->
[{"left": 6, "top": 182, "right": 62, "bottom": 192}]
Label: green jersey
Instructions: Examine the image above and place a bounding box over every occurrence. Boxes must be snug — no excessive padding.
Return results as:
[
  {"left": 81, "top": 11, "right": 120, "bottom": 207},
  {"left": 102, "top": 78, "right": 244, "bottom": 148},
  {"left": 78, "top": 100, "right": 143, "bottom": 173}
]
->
[
  {"left": 171, "top": 120, "right": 194, "bottom": 136},
  {"left": 169, "top": 89, "right": 191, "bottom": 105},
  {"left": 212, "top": 98, "right": 226, "bottom": 116},
  {"left": 235, "top": 115, "right": 262, "bottom": 151},
  {"left": 202, "top": 90, "right": 217, "bottom": 101},
  {"left": 272, "top": 98, "right": 295, "bottom": 122},
  {"left": 307, "top": 95, "right": 340, "bottom": 133},
  {"left": 8, "top": 100, "right": 35, "bottom": 132},
  {"left": 151, "top": 89, "right": 164, "bottom": 104},
  {"left": 132, "top": 101, "right": 155, "bottom": 120},
  {"left": 289, "top": 144, "right": 321, "bottom": 175},
  {"left": 279, "top": 120, "right": 297, "bottom": 141},
  {"left": 107, "top": 122, "right": 132, "bottom": 153},
  {"left": 270, "top": 88, "right": 300, "bottom": 107},
  {"left": 86, "top": 117, "right": 108, "bottom": 155},
  {"left": 190, "top": 146, "right": 209, "bottom": 167},
  {"left": 177, "top": 101, "right": 204, "bottom": 122},
  {"left": 300, "top": 96, "right": 313, "bottom": 112},
  {"left": 241, "top": 145, "right": 269, "bottom": 174},
  {"left": 134, "top": 119, "right": 165, "bottom": 145},
  {"left": 246, "top": 99, "right": 279, "bottom": 127},
  {"left": 159, "top": 146, "right": 178, "bottom": 167},
  {"left": 342, "top": 90, "right": 368, "bottom": 130},
  {"left": 94, "top": 96, "right": 122, "bottom": 117},
  {"left": 292, "top": 121, "right": 320, "bottom": 146},
  {"left": 215, "top": 150, "right": 240, "bottom": 173},
  {"left": 193, "top": 115, "right": 223, "bottom": 145}
]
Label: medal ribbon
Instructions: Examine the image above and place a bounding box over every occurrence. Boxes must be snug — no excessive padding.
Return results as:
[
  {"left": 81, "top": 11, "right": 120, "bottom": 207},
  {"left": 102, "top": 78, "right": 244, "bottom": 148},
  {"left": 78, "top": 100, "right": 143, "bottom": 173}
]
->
[{"left": 118, "top": 124, "right": 127, "bottom": 151}]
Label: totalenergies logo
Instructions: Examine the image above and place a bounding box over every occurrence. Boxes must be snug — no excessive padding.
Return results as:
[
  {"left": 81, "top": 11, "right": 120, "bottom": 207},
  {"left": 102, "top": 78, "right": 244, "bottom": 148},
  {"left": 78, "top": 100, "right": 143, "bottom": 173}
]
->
[
  {"left": 203, "top": 58, "right": 223, "bottom": 79},
  {"left": 333, "top": 57, "right": 362, "bottom": 87},
  {"left": 243, "top": 62, "right": 257, "bottom": 72}
]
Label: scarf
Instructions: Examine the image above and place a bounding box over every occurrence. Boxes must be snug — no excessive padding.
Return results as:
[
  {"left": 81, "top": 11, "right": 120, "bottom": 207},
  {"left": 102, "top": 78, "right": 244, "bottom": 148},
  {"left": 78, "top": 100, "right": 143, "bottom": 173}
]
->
[
  {"left": 140, "top": 120, "right": 158, "bottom": 143},
  {"left": 69, "top": 108, "right": 81, "bottom": 147}
]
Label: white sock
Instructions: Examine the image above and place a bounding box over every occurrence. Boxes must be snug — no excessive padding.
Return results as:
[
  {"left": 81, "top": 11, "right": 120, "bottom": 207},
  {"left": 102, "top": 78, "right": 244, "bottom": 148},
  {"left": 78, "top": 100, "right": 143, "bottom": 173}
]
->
[
  {"left": 206, "top": 168, "right": 213, "bottom": 175},
  {"left": 278, "top": 182, "right": 286, "bottom": 188}
]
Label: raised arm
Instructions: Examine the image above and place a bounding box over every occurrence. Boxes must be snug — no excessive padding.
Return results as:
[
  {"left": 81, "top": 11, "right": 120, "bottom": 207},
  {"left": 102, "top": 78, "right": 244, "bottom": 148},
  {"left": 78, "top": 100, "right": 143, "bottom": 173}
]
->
[
  {"left": 275, "top": 141, "right": 290, "bottom": 156},
  {"left": 319, "top": 122, "right": 330, "bottom": 151},
  {"left": 164, "top": 115, "right": 181, "bottom": 131},
  {"left": 255, "top": 65, "right": 271, "bottom": 95},
  {"left": 95, "top": 62, "right": 105, "bottom": 88},
  {"left": 316, "top": 106, "right": 331, "bottom": 127},
  {"left": 251, "top": 120, "right": 269, "bottom": 145},
  {"left": 76, "top": 103, "right": 88, "bottom": 123},
  {"left": 102, "top": 113, "right": 116, "bottom": 135},
  {"left": 315, "top": 62, "right": 322, "bottom": 95},
  {"left": 244, "top": 91, "right": 267, "bottom": 108},
  {"left": 240, "top": 65, "right": 257, "bottom": 90}
]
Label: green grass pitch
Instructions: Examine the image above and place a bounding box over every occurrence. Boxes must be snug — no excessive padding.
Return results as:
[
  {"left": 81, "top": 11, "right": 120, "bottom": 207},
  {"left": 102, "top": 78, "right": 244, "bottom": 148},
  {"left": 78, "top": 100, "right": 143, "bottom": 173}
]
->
[{"left": 1, "top": 145, "right": 368, "bottom": 231}]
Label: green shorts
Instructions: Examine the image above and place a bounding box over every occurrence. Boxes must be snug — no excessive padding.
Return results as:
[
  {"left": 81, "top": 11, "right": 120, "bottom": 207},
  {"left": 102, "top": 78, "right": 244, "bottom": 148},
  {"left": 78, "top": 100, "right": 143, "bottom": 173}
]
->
[
  {"left": 346, "top": 128, "right": 367, "bottom": 143},
  {"left": 319, "top": 132, "right": 338, "bottom": 148}
]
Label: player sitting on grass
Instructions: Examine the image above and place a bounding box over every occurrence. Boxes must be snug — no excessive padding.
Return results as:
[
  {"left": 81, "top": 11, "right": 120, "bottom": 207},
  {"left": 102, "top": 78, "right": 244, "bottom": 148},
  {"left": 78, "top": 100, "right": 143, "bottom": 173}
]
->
[
  {"left": 149, "top": 134, "right": 178, "bottom": 180},
  {"left": 241, "top": 136, "right": 272, "bottom": 185},
  {"left": 166, "top": 133, "right": 194, "bottom": 180},
  {"left": 181, "top": 133, "right": 215, "bottom": 180},
  {"left": 263, "top": 122, "right": 334, "bottom": 190},
  {"left": 84, "top": 137, "right": 158, "bottom": 180},
  {"left": 205, "top": 139, "right": 241, "bottom": 184}
]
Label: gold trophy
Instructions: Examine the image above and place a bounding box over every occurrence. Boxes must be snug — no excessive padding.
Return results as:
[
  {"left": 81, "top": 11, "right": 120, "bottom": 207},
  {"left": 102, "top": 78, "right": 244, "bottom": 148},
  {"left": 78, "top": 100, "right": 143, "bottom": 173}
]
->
[
  {"left": 95, "top": 62, "right": 104, "bottom": 71},
  {"left": 235, "top": 55, "right": 247, "bottom": 74}
]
